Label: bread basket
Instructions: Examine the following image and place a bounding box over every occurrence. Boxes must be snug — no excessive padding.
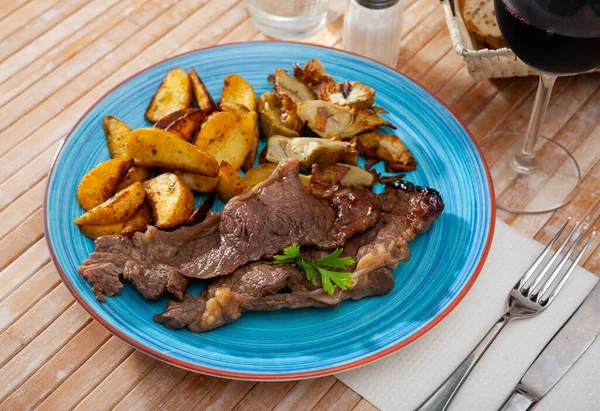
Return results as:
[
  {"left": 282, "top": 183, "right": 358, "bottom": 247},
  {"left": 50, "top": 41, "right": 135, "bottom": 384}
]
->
[{"left": 441, "top": 0, "right": 537, "bottom": 80}]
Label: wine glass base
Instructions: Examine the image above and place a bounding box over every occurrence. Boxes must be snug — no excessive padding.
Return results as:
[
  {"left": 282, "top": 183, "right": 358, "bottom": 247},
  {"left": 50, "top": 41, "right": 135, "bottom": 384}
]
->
[{"left": 478, "top": 131, "right": 582, "bottom": 215}]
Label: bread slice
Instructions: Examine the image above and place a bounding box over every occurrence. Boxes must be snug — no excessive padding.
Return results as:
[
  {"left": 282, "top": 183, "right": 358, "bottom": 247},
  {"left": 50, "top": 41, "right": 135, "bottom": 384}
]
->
[{"left": 461, "top": 0, "right": 508, "bottom": 49}]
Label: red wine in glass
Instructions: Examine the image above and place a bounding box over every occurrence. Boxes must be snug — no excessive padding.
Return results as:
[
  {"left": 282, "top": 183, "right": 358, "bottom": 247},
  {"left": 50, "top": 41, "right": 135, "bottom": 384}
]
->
[
  {"left": 477, "top": 0, "right": 600, "bottom": 213},
  {"left": 495, "top": 0, "right": 600, "bottom": 75}
]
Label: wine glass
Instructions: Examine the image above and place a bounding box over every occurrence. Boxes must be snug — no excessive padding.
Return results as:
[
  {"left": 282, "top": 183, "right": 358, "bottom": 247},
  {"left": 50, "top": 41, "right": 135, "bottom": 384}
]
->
[{"left": 479, "top": 0, "right": 600, "bottom": 213}]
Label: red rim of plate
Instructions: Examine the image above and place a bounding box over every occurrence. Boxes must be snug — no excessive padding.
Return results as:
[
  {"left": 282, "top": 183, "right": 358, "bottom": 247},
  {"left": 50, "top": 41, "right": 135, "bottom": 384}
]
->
[{"left": 43, "top": 40, "right": 496, "bottom": 381}]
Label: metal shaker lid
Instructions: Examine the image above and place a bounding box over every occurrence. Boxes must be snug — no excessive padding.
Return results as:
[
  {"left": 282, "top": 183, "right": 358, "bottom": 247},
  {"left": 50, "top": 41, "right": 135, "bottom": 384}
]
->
[{"left": 355, "top": 0, "right": 401, "bottom": 9}]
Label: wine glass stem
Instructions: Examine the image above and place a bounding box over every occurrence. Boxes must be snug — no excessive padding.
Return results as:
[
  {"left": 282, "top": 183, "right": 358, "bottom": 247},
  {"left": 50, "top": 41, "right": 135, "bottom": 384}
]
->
[{"left": 512, "top": 74, "right": 557, "bottom": 174}]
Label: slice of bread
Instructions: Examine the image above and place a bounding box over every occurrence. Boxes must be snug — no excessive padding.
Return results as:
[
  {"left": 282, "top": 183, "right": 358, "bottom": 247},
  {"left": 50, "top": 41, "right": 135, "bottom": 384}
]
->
[{"left": 461, "top": 0, "right": 508, "bottom": 49}]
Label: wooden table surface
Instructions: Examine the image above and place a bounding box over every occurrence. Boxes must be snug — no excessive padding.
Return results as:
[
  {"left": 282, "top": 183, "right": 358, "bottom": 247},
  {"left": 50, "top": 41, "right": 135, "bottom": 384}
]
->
[{"left": 1, "top": 0, "right": 599, "bottom": 409}]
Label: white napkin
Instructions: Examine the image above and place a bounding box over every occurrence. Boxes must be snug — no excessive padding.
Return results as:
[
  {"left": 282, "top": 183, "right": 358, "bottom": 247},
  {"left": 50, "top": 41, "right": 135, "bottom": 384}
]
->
[{"left": 336, "top": 220, "right": 599, "bottom": 411}]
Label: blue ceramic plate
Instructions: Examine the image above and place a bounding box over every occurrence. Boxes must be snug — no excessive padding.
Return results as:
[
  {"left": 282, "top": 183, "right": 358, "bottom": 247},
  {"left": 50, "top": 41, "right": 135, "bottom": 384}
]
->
[{"left": 44, "top": 42, "right": 495, "bottom": 380}]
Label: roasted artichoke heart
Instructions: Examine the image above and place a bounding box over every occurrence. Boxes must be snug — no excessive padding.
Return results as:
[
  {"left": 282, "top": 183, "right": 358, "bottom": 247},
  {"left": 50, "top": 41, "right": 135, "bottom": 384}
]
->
[
  {"left": 297, "top": 100, "right": 394, "bottom": 140},
  {"left": 265, "top": 136, "right": 358, "bottom": 170},
  {"left": 274, "top": 68, "right": 316, "bottom": 103},
  {"left": 328, "top": 81, "right": 376, "bottom": 110},
  {"left": 257, "top": 92, "right": 303, "bottom": 139},
  {"left": 356, "top": 132, "right": 417, "bottom": 172}
]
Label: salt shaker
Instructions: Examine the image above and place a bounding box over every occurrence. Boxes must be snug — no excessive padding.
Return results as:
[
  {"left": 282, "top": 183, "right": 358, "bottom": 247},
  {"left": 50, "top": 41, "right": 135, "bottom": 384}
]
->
[{"left": 343, "top": 0, "right": 405, "bottom": 67}]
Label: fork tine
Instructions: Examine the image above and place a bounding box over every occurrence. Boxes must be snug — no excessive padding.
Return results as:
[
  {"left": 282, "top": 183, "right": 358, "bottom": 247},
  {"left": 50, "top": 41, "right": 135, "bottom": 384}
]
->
[
  {"left": 517, "top": 218, "right": 571, "bottom": 291},
  {"left": 525, "top": 220, "right": 579, "bottom": 296},
  {"left": 542, "top": 230, "right": 597, "bottom": 306},
  {"left": 534, "top": 225, "right": 589, "bottom": 301}
]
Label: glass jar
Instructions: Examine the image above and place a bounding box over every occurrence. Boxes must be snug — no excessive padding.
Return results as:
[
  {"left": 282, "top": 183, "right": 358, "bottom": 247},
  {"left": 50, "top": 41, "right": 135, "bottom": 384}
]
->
[{"left": 343, "top": 0, "right": 405, "bottom": 67}]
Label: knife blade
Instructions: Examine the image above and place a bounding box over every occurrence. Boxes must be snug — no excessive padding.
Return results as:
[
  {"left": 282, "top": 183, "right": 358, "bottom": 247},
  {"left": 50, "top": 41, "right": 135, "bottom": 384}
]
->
[{"left": 500, "top": 280, "right": 600, "bottom": 411}]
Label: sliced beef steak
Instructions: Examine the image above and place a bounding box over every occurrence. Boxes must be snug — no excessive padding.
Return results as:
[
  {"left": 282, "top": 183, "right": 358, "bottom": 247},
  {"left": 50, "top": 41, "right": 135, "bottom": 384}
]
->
[
  {"left": 78, "top": 159, "right": 380, "bottom": 302},
  {"left": 155, "top": 180, "right": 443, "bottom": 333},
  {"left": 154, "top": 261, "right": 395, "bottom": 332}
]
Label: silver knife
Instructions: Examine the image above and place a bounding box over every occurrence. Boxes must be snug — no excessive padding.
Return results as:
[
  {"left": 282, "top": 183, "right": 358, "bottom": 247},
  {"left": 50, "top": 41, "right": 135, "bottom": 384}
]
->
[{"left": 500, "top": 280, "right": 600, "bottom": 411}]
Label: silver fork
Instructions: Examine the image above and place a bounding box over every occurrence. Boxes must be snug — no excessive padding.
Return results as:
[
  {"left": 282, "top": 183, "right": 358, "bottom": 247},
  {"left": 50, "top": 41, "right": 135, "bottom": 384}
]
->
[{"left": 418, "top": 218, "right": 597, "bottom": 411}]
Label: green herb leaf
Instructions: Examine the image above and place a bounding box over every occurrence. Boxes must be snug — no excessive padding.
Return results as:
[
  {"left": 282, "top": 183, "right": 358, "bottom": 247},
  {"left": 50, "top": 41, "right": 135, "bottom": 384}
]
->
[{"left": 272, "top": 243, "right": 355, "bottom": 295}]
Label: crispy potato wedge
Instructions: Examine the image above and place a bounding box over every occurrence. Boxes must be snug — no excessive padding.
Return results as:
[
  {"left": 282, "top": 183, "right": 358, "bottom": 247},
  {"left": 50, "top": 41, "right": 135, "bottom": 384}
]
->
[
  {"left": 356, "top": 133, "right": 417, "bottom": 171},
  {"left": 77, "top": 157, "right": 133, "bottom": 210},
  {"left": 189, "top": 68, "right": 217, "bottom": 113},
  {"left": 145, "top": 68, "right": 192, "bottom": 123},
  {"left": 174, "top": 170, "right": 218, "bottom": 193},
  {"left": 127, "top": 127, "right": 218, "bottom": 176},
  {"left": 241, "top": 113, "right": 260, "bottom": 172},
  {"left": 216, "top": 161, "right": 247, "bottom": 203},
  {"left": 243, "top": 163, "right": 277, "bottom": 188},
  {"left": 196, "top": 111, "right": 239, "bottom": 150},
  {"left": 144, "top": 173, "right": 195, "bottom": 228},
  {"left": 79, "top": 221, "right": 126, "bottom": 239},
  {"left": 154, "top": 108, "right": 198, "bottom": 129},
  {"left": 185, "top": 193, "right": 216, "bottom": 226},
  {"left": 219, "top": 74, "right": 256, "bottom": 112},
  {"left": 196, "top": 111, "right": 257, "bottom": 171},
  {"left": 116, "top": 166, "right": 151, "bottom": 191},
  {"left": 80, "top": 202, "right": 152, "bottom": 239},
  {"left": 120, "top": 202, "right": 153, "bottom": 236},
  {"left": 103, "top": 116, "right": 131, "bottom": 158},
  {"left": 220, "top": 102, "right": 250, "bottom": 116},
  {"left": 164, "top": 109, "right": 206, "bottom": 142},
  {"left": 74, "top": 182, "right": 146, "bottom": 225}
]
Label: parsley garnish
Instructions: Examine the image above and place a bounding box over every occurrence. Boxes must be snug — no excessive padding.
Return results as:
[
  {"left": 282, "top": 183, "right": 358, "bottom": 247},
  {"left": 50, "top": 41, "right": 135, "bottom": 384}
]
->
[{"left": 273, "top": 243, "right": 354, "bottom": 295}]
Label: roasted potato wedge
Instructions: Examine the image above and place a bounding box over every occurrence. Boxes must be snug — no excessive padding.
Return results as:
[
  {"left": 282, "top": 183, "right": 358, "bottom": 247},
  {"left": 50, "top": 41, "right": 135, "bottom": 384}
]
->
[
  {"left": 145, "top": 68, "right": 192, "bottom": 123},
  {"left": 154, "top": 108, "right": 198, "bottom": 129},
  {"left": 103, "top": 116, "right": 131, "bottom": 158},
  {"left": 196, "top": 111, "right": 240, "bottom": 148},
  {"left": 74, "top": 182, "right": 146, "bottom": 225},
  {"left": 127, "top": 127, "right": 218, "bottom": 176},
  {"left": 216, "top": 161, "right": 247, "bottom": 202},
  {"left": 241, "top": 123, "right": 259, "bottom": 172},
  {"left": 297, "top": 100, "right": 394, "bottom": 140},
  {"left": 257, "top": 92, "right": 302, "bottom": 139},
  {"left": 185, "top": 193, "right": 216, "bottom": 226},
  {"left": 80, "top": 202, "right": 152, "bottom": 239},
  {"left": 189, "top": 68, "right": 217, "bottom": 113},
  {"left": 174, "top": 170, "right": 218, "bottom": 193},
  {"left": 164, "top": 109, "right": 206, "bottom": 142},
  {"left": 77, "top": 157, "right": 133, "bottom": 210},
  {"left": 220, "top": 102, "right": 251, "bottom": 116},
  {"left": 219, "top": 74, "right": 256, "bottom": 112},
  {"left": 79, "top": 220, "right": 126, "bottom": 239},
  {"left": 265, "top": 136, "right": 358, "bottom": 170},
  {"left": 243, "top": 163, "right": 277, "bottom": 188},
  {"left": 120, "top": 202, "right": 153, "bottom": 236},
  {"left": 356, "top": 133, "right": 417, "bottom": 171},
  {"left": 144, "top": 173, "right": 195, "bottom": 228},
  {"left": 116, "top": 166, "right": 151, "bottom": 191},
  {"left": 196, "top": 111, "right": 257, "bottom": 171}
]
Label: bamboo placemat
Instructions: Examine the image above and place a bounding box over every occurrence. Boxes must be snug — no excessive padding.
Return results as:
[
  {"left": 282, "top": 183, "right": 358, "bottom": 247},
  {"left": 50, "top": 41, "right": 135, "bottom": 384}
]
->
[{"left": 0, "top": 0, "right": 599, "bottom": 409}]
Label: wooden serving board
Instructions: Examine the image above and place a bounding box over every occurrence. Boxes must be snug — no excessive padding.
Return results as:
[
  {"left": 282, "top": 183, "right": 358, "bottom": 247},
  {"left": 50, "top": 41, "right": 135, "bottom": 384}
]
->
[{"left": 0, "top": 0, "right": 598, "bottom": 409}]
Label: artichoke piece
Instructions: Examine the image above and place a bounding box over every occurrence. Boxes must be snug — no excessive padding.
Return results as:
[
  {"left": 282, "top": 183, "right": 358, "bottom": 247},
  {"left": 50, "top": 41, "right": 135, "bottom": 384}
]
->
[
  {"left": 274, "top": 68, "right": 316, "bottom": 103},
  {"left": 257, "top": 92, "right": 303, "bottom": 138},
  {"left": 293, "top": 58, "right": 337, "bottom": 100},
  {"left": 328, "top": 81, "right": 376, "bottom": 110},
  {"left": 297, "top": 100, "right": 394, "bottom": 140},
  {"left": 356, "top": 132, "right": 417, "bottom": 172},
  {"left": 311, "top": 163, "right": 376, "bottom": 188},
  {"left": 265, "top": 136, "right": 358, "bottom": 170}
]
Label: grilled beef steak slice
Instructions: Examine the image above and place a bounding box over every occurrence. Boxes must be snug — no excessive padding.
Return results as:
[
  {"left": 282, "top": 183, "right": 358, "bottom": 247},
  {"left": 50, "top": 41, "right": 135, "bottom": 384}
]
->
[
  {"left": 155, "top": 181, "right": 443, "bottom": 333},
  {"left": 154, "top": 262, "right": 395, "bottom": 332},
  {"left": 78, "top": 159, "right": 380, "bottom": 302}
]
